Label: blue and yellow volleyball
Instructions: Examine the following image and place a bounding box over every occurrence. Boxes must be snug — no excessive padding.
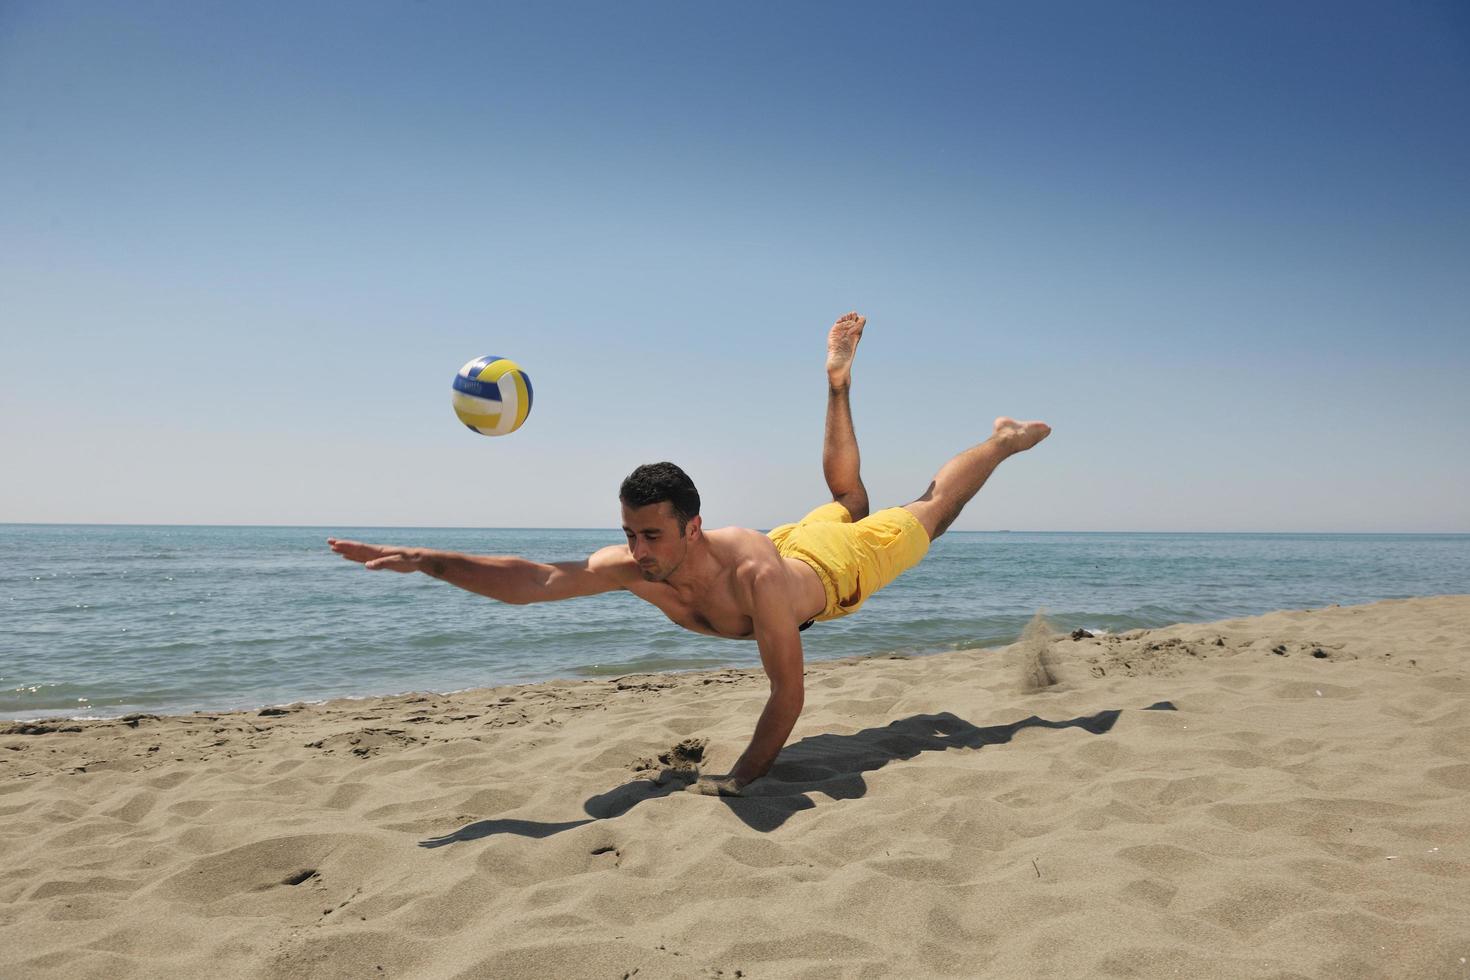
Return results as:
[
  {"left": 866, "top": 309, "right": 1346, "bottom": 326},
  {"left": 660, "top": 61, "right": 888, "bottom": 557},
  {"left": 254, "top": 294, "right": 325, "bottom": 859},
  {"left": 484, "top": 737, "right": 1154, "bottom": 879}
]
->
[{"left": 452, "top": 355, "right": 534, "bottom": 436}]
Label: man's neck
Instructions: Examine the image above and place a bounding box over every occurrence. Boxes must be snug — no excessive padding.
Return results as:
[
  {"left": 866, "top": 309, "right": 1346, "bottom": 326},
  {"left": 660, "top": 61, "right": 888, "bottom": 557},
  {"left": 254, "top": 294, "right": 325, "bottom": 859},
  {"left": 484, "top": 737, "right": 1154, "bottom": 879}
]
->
[{"left": 665, "top": 535, "right": 721, "bottom": 593}]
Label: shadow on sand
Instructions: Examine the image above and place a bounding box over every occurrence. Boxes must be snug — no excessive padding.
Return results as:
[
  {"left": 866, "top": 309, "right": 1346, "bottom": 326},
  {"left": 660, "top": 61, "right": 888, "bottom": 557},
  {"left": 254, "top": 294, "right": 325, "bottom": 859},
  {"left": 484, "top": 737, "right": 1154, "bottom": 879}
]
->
[{"left": 419, "top": 703, "right": 1172, "bottom": 846}]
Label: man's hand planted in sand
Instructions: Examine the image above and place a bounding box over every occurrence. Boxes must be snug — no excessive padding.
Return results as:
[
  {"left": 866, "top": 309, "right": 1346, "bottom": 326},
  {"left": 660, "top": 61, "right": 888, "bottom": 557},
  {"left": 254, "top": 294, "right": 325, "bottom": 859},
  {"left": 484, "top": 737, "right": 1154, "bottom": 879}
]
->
[
  {"left": 327, "top": 538, "right": 428, "bottom": 573},
  {"left": 685, "top": 774, "right": 745, "bottom": 797}
]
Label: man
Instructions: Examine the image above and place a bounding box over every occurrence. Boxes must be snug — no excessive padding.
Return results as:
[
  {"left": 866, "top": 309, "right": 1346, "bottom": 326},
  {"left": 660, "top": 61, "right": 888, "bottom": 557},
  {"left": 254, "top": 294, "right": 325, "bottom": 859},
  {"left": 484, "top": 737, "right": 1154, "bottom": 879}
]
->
[{"left": 328, "top": 313, "right": 1050, "bottom": 795}]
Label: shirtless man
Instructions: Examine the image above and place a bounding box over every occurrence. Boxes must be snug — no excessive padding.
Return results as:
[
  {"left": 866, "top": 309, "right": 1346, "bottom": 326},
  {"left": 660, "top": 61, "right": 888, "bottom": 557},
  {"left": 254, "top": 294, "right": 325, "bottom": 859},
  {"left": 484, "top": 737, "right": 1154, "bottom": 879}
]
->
[{"left": 328, "top": 313, "right": 1050, "bottom": 794}]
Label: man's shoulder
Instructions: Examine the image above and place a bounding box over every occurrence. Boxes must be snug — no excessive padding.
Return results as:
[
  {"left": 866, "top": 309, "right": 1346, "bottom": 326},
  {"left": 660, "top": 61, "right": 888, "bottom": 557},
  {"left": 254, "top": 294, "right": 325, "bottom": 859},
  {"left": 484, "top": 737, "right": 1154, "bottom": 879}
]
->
[
  {"left": 716, "top": 533, "right": 788, "bottom": 592},
  {"left": 586, "top": 543, "right": 640, "bottom": 581},
  {"left": 707, "top": 525, "right": 781, "bottom": 559}
]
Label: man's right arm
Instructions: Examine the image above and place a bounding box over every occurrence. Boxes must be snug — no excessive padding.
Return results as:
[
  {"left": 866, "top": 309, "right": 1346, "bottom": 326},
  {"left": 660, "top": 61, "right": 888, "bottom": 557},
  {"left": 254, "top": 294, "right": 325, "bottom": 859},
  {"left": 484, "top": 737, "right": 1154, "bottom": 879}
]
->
[{"left": 327, "top": 539, "right": 637, "bottom": 604}]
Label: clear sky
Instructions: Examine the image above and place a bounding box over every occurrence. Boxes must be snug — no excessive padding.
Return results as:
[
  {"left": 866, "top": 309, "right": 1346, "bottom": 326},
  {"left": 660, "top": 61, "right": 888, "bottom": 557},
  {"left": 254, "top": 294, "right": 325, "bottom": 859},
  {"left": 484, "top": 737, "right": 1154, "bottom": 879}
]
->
[{"left": 2, "top": 1, "right": 1467, "bottom": 532}]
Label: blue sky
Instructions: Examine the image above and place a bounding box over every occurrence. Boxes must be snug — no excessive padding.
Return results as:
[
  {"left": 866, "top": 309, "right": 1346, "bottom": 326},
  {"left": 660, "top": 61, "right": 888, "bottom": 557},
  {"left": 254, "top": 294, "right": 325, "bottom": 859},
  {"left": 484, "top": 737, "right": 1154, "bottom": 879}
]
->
[{"left": 2, "top": 1, "right": 1467, "bottom": 531}]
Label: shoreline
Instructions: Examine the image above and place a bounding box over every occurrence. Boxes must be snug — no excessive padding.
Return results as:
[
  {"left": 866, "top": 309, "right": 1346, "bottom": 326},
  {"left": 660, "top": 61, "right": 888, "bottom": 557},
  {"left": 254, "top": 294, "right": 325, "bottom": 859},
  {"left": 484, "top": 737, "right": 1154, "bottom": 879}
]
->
[
  {"left": 9, "top": 595, "right": 1464, "bottom": 727},
  {"left": 4, "top": 595, "right": 1468, "bottom": 977}
]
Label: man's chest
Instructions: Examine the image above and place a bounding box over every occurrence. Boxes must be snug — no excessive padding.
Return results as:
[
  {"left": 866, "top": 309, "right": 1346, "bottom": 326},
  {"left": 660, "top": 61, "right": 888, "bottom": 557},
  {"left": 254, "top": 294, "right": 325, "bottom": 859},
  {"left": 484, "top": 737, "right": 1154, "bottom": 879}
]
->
[{"left": 630, "top": 581, "right": 753, "bottom": 640}]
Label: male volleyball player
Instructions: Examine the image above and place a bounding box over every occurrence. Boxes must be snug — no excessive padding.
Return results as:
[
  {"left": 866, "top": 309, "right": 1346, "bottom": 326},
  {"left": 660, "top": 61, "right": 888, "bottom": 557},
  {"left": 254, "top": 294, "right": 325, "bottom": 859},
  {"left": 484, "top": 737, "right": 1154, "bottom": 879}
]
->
[{"left": 328, "top": 313, "right": 1050, "bottom": 794}]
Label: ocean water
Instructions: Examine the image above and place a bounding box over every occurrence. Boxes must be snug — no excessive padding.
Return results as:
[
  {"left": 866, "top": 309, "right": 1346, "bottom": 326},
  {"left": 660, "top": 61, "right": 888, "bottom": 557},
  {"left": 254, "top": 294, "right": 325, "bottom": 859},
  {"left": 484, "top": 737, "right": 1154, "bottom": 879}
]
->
[{"left": 3, "top": 525, "right": 1468, "bottom": 721}]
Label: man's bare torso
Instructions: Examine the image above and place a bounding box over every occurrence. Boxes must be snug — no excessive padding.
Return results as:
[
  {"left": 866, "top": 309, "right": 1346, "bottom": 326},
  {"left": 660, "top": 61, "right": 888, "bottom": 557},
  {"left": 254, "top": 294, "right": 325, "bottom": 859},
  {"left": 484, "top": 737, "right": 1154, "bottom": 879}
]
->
[{"left": 613, "top": 527, "right": 827, "bottom": 639}]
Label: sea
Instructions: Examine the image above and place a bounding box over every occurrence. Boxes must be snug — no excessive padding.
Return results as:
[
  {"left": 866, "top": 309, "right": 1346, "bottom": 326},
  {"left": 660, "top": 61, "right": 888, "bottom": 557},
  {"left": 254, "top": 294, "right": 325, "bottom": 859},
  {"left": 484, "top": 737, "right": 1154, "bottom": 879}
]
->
[{"left": 3, "top": 525, "right": 1468, "bottom": 721}]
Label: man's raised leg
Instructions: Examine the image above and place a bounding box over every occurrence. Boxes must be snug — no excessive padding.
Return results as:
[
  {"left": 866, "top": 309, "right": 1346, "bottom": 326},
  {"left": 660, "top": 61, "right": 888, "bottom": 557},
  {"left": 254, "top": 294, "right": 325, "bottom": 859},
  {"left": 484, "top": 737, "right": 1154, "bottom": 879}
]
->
[
  {"left": 824, "top": 313, "right": 869, "bottom": 520},
  {"left": 903, "top": 417, "right": 1052, "bottom": 540}
]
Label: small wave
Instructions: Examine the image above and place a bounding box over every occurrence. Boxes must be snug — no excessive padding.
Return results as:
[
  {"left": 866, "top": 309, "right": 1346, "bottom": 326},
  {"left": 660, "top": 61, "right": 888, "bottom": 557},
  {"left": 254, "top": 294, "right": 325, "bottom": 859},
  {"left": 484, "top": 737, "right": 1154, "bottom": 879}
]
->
[{"left": 572, "top": 655, "right": 747, "bottom": 677}]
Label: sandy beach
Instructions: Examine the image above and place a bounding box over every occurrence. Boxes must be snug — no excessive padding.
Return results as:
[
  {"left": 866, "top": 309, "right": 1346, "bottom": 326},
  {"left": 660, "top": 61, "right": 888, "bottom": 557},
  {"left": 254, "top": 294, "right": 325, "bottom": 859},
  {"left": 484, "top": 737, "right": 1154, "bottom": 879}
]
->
[{"left": 3, "top": 596, "right": 1468, "bottom": 978}]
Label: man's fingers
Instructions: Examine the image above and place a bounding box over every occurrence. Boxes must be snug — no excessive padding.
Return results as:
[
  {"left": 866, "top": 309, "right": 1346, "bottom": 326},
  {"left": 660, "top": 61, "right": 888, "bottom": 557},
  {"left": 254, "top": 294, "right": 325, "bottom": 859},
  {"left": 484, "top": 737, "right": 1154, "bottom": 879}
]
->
[
  {"left": 333, "top": 542, "right": 380, "bottom": 563},
  {"left": 329, "top": 540, "right": 405, "bottom": 567},
  {"left": 330, "top": 539, "right": 417, "bottom": 573},
  {"left": 364, "top": 554, "right": 413, "bottom": 572},
  {"left": 685, "top": 775, "right": 744, "bottom": 797}
]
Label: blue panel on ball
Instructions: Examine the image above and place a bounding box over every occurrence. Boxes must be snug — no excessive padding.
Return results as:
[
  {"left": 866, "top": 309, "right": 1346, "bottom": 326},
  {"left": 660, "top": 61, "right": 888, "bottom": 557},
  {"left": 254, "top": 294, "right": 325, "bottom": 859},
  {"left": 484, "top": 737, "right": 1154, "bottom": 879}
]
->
[
  {"left": 522, "top": 373, "right": 533, "bottom": 413},
  {"left": 453, "top": 374, "right": 503, "bottom": 400}
]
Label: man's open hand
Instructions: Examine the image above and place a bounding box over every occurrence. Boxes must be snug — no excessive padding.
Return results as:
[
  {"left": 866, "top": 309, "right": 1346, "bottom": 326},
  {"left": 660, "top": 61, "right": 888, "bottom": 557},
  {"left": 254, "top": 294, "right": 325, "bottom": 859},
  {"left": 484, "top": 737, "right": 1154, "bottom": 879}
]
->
[{"left": 327, "top": 538, "right": 426, "bottom": 572}]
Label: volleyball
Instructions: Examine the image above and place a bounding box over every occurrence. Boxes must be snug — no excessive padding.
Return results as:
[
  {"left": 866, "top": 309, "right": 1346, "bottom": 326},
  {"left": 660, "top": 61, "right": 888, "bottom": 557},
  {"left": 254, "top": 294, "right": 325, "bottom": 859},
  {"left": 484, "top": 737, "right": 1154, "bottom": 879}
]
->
[{"left": 452, "top": 355, "right": 534, "bottom": 436}]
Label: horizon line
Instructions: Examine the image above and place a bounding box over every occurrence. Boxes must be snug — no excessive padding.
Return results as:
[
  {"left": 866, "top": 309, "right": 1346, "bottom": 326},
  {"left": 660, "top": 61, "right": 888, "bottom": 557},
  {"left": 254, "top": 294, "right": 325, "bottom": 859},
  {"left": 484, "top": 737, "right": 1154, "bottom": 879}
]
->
[{"left": 3, "top": 522, "right": 1468, "bottom": 536}]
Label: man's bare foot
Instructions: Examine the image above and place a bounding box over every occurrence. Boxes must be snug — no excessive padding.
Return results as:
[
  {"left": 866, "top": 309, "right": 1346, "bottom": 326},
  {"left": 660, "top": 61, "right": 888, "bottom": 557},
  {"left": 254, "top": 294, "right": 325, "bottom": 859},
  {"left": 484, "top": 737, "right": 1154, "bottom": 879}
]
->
[
  {"left": 826, "top": 312, "right": 865, "bottom": 388},
  {"left": 993, "top": 416, "right": 1052, "bottom": 454}
]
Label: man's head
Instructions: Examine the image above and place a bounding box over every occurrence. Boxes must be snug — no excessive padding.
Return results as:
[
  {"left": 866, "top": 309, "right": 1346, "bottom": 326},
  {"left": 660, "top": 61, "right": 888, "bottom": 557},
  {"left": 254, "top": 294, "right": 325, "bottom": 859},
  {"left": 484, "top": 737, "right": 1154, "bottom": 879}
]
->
[{"left": 619, "top": 462, "right": 701, "bottom": 581}]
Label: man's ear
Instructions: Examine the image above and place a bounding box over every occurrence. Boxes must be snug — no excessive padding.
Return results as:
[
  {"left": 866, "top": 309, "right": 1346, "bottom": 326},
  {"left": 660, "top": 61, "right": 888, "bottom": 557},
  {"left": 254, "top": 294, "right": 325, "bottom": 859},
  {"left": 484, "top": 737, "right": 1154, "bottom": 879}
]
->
[{"left": 685, "top": 515, "right": 703, "bottom": 539}]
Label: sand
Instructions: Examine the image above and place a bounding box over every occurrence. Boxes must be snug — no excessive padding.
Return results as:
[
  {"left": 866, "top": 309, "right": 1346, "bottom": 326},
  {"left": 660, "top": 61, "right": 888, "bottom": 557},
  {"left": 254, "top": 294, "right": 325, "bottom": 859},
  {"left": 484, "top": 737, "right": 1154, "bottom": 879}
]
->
[{"left": 3, "top": 596, "right": 1469, "bottom": 979}]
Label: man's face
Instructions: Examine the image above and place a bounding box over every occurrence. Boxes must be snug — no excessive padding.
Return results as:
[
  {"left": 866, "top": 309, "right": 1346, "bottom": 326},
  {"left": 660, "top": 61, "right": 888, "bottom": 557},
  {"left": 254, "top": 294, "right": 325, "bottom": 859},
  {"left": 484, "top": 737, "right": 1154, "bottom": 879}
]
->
[{"left": 620, "top": 501, "right": 697, "bottom": 582}]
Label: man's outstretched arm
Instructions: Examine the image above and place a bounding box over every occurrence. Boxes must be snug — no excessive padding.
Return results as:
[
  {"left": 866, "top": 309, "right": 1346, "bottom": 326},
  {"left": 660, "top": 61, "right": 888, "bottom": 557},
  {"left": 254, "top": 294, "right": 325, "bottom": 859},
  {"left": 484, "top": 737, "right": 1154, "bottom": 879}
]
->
[
  {"left": 327, "top": 539, "right": 636, "bottom": 604},
  {"left": 693, "top": 563, "right": 806, "bottom": 795}
]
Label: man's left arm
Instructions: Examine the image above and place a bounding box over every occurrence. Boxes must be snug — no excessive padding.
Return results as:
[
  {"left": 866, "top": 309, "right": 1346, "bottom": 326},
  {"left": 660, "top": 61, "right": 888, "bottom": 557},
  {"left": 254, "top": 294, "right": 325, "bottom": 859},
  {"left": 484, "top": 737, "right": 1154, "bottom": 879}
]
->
[{"left": 715, "top": 562, "right": 806, "bottom": 792}]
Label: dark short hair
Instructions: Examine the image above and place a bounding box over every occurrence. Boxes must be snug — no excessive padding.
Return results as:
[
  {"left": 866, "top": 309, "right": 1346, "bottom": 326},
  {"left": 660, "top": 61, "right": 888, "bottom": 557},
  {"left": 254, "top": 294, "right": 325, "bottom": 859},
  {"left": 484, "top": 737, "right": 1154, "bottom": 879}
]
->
[{"left": 619, "top": 462, "right": 701, "bottom": 532}]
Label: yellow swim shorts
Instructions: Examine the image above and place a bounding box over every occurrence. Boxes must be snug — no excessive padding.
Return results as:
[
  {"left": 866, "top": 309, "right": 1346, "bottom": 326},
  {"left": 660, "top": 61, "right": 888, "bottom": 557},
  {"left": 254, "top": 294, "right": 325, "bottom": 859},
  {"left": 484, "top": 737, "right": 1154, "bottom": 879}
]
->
[{"left": 767, "top": 501, "right": 931, "bottom": 623}]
